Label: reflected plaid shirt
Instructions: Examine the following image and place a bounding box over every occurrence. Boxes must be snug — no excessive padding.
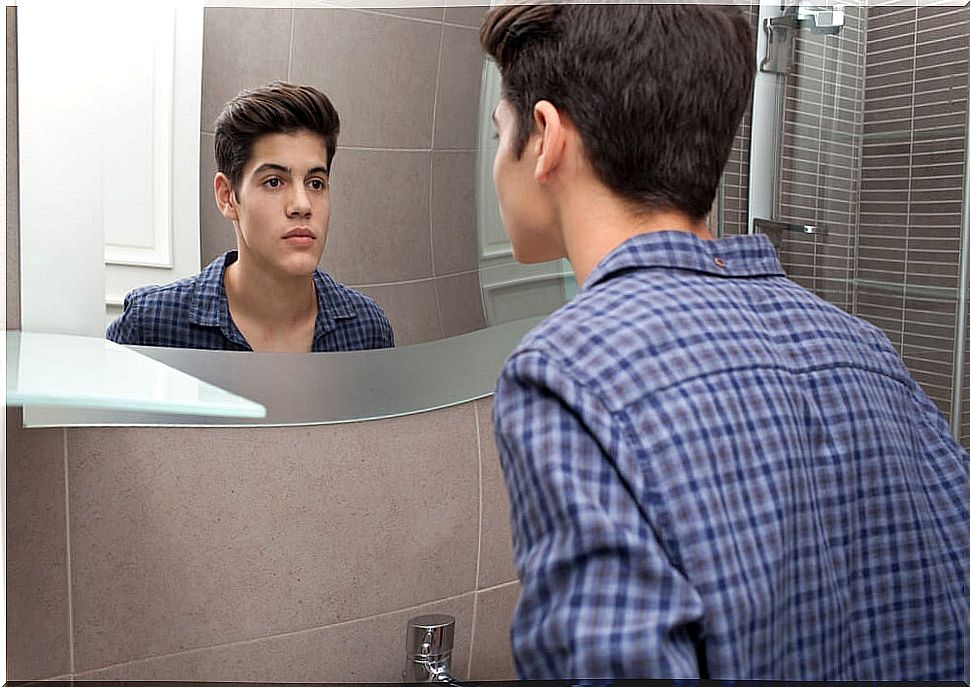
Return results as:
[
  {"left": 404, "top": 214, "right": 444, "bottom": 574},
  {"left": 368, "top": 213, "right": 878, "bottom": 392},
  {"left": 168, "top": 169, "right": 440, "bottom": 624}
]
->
[
  {"left": 106, "top": 251, "right": 394, "bottom": 351},
  {"left": 493, "top": 231, "right": 970, "bottom": 680}
]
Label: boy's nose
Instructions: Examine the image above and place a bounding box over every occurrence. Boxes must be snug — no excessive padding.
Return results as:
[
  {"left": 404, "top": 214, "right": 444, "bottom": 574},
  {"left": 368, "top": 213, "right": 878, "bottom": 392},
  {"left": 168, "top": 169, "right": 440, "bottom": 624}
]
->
[{"left": 287, "top": 186, "right": 312, "bottom": 216}]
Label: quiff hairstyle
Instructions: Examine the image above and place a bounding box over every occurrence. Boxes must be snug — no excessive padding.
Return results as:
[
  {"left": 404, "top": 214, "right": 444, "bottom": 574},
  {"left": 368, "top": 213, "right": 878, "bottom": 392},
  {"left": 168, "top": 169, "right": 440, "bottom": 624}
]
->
[
  {"left": 213, "top": 81, "right": 340, "bottom": 190},
  {"left": 480, "top": 4, "right": 755, "bottom": 220}
]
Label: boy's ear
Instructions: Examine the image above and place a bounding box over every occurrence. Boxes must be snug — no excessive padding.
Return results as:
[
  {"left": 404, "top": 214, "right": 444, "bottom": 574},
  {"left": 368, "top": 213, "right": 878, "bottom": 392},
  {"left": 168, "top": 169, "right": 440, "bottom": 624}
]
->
[
  {"left": 532, "top": 100, "right": 567, "bottom": 184},
  {"left": 214, "top": 172, "right": 238, "bottom": 221}
]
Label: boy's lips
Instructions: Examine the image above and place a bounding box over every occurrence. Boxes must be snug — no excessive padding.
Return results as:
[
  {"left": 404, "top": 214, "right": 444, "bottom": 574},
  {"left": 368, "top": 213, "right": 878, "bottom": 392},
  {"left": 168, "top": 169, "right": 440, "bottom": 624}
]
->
[{"left": 283, "top": 227, "right": 315, "bottom": 239}]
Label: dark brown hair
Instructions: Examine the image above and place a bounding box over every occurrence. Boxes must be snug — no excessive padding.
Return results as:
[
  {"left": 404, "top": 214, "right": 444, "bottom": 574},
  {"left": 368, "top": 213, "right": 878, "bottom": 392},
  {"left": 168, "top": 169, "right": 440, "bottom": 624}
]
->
[
  {"left": 481, "top": 4, "right": 754, "bottom": 220},
  {"left": 213, "top": 82, "right": 340, "bottom": 190}
]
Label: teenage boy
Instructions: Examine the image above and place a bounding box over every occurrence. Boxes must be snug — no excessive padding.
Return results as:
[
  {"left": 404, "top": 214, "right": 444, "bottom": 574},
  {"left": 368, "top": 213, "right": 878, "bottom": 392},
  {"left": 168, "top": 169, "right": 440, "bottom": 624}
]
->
[
  {"left": 107, "top": 82, "right": 394, "bottom": 352},
  {"left": 482, "top": 4, "right": 969, "bottom": 680}
]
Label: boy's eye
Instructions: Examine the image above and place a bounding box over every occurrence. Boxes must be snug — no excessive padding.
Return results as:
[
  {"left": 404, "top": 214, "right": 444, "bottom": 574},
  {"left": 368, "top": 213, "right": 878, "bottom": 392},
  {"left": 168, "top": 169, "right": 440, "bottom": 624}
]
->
[
  {"left": 308, "top": 178, "right": 328, "bottom": 191},
  {"left": 264, "top": 177, "right": 282, "bottom": 188}
]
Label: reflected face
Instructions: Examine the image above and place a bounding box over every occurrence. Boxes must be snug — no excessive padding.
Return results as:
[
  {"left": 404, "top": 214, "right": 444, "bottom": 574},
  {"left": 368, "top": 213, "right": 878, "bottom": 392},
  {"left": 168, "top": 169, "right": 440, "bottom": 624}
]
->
[
  {"left": 491, "top": 99, "right": 559, "bottom": 264},
  {"left": 223, "top": 129, "right": 331, "bottom": 278}
]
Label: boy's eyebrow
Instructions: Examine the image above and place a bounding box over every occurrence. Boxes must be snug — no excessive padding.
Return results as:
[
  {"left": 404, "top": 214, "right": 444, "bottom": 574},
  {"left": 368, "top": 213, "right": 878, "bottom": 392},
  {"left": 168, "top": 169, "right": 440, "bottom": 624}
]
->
[
  {"left": 250, "top": 163, "right": 290, "bottom": 178},
  {"left": 250, "top": 163, "right": 329, "bottom": 178}
]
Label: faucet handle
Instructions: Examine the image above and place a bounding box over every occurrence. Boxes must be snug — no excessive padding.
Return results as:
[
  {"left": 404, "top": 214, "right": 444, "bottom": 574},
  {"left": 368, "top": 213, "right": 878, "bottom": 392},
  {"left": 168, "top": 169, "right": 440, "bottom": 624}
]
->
[{"left": 406, "top": 614, "right": 455, "bottom": 659}]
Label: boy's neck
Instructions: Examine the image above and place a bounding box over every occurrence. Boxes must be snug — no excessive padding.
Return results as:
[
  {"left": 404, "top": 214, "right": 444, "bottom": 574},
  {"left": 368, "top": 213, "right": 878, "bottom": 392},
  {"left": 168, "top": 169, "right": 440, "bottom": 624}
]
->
[
  {"left": 223, "top": 252, "right": 319, "bottom": 349},
  {"left": 559, "top": 185, "right": 713, "bottom": 287}
]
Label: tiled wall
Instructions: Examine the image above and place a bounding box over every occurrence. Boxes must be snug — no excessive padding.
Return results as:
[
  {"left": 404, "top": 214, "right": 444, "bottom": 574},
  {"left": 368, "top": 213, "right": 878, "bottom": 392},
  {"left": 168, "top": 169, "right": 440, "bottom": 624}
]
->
[
  {"left": 854, "top": 6, "right": 969, "bottom": 425},
  {"left": 198, "top": 6, "right": 489, "bottom": 346},
  {"left": 6, "top": 400, "right": 518, "bottom": 681}
]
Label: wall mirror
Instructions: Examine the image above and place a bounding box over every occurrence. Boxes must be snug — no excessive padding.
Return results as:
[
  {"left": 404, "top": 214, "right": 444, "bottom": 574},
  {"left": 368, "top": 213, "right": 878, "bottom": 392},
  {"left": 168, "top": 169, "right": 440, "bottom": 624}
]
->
[
  {"left": 16, "top": 0, "right": 576, "bottom": 351},
  {"left": 13, "top": 0, "right": 581, "bottom": 425}
]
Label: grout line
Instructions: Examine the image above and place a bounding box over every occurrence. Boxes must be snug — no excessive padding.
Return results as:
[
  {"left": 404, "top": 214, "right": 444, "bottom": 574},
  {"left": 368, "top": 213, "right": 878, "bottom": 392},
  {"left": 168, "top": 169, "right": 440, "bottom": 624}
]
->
[
  {"left": 429, "top": 154, "right": 438, "bottom": 283},
  {"left": 430, "top": 18, "right": 444, "bottom": 152},
  {"left": 342, "top": 5, "right": 479, "bottom": 30},
  {"left": 63, "top": 429, "right": 76, "bottom": 676},
  {"left": 287, "top": 8, "right": 295, "bottom": 80},
  {"left": 430, "top": 20, "right": 445, "bottom": 337},
  {"left": 430, "top": 155, "right": 442, "bottom": 341},
  {"left": 862, "top": 86, "right": 966, "bottom": 105},
  {"left": 472, "top": 402, "right": 484, "bottom": 591},
  {"left": 432, "top": 261, "right": 445, "bottom": 341},
  {"left": 477, "top": 579, "right": 519, "bottom": 593},
  {"left": 349, "top": 268, "right": 480, "bottom": 290},
  {"left": 855, "top": 174, "right": 964, "bottom": 183}
]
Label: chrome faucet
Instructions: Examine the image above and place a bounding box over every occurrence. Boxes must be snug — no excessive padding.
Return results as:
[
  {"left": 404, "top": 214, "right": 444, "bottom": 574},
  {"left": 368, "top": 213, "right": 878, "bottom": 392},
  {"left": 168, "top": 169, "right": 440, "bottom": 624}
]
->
[{"left": 403, "top": 614, "right": 458, "bottom": 683}]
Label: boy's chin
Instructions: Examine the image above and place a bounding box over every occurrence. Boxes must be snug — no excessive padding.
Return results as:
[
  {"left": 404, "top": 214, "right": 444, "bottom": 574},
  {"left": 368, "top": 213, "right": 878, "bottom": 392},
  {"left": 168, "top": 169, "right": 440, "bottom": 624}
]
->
[{"left": 276, "top": 254, "right": 322, "bottom": 277}]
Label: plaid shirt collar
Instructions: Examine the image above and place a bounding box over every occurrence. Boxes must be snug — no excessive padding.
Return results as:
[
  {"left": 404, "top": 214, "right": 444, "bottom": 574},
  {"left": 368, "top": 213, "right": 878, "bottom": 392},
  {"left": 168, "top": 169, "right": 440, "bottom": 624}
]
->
[
  {"left": 188, "top": 251, "right": 358, "bottom": 347},
  {"left": 584, "top": 230, "right": 786, "bottom": 290}
]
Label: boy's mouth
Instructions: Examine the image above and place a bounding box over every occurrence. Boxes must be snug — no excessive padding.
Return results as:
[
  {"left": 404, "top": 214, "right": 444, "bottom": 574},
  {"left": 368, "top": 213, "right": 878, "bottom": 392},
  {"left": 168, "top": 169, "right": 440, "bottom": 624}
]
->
[
  {"left": 283, "top": 227, "right": 315, "bottom": 239},
  {"left": 283, "top": 227, "right": 316, "bottom": 246}
]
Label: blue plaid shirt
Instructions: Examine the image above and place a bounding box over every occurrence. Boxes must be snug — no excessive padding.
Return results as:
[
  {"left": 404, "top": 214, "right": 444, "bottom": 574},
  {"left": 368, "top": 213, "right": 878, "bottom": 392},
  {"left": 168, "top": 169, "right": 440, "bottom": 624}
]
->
[
  {"left": 106, "top": 251, "right": 394, "bottom": 351},
  {"left": 493, "top": 231, "right": 970, "bottom": 680}
]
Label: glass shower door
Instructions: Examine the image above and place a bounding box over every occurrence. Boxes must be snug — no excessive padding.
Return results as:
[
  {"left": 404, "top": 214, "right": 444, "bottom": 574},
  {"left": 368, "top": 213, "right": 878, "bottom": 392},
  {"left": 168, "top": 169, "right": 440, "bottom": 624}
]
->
[{"left": 742, "top": 2, "right": 970, "bottom": 447}]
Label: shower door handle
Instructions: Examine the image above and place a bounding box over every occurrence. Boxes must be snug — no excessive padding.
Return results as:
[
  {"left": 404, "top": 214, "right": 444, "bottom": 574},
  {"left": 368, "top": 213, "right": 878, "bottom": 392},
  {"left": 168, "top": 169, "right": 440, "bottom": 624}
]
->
[{"left": 753, "top": 218, "right": 828, "bottom": 236}]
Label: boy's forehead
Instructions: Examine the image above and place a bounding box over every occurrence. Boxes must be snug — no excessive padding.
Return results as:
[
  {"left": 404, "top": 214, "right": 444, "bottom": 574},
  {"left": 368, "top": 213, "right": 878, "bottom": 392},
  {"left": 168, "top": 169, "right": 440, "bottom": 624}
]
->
[{"left": 245, "top": 131, "right": 329, "bottom": 171}]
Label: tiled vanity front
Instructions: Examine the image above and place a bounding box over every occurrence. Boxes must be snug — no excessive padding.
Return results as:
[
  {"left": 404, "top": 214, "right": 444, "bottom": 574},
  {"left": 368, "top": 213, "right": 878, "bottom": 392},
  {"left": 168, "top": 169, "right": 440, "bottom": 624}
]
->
[{"left": 6, "top": 399, "right": 518, "bottom": 682}]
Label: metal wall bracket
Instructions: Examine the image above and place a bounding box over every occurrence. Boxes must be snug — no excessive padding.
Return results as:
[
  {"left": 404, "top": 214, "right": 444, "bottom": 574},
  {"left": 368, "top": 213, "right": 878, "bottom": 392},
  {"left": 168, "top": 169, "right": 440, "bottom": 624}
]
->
[
  {"left": 760, "top": 19, "right": 795, "bottom": 74},
  {"left": 760, "top": 4, "right": 846, "bottom": 75}
]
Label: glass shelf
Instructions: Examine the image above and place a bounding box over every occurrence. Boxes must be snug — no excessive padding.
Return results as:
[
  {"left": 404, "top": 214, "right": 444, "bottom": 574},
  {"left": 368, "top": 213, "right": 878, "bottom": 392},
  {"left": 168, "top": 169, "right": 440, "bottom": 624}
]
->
[{"left": 6, "top": 331, "right": 266, "bottom": 419}]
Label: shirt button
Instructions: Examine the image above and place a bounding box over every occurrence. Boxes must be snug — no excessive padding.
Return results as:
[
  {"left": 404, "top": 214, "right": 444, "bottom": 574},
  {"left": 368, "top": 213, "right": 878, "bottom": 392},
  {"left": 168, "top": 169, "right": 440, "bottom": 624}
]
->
[{"left": 713, "top": 257, "right": 727, "bottom": 268}]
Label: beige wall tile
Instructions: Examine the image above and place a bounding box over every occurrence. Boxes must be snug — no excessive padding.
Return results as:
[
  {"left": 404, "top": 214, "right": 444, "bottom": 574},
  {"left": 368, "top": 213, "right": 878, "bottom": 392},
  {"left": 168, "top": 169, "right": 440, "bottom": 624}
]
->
[
  {"left": 290, "top": 8, "right": 439, "bottom": 149},
  {"left": 7, "top": 6, "right": 20, "bottom": 330},
  {"left": 363, "top": 7, "right": 445, "bottom": 23},
  {"left": 474, "top": 397, "right": 517, "bottom": 588},
  {"left": 486, "top": 275, "right": 568, "bottom": 325},
  {"left": 443, "top": 5, "right": 488, "bottom": 29},
  {"left": 201, "top": 8, "right": 293, "bottom": 131},
  {"left": 6, "top": 409, "right": 72, "bottom": 680},
  {"left": 436, "top": 272, "right": 486, "bottom": 339},
  {"left": 469, "top": 581, "right": 519, "bottom": 681},
  {"left": 433, "top": 24, "right": 485, "bottom": 150},
  {"left": 432, "top": 151, "right": 478, "bottom": 276},
  {"left": 355, "top": 279, "right": 442, "bottom": 346},
  {"left": 76, "top": 594, "right": 474, "bottom": 682},
  {"left": 199, "top": 132, "right": 235, "bottom": 267},
  {"left": 323, "top": 148, "right": 433, "bottom": 285},
  {"left": 66, "top": 403, "right": 480, "bottom": 672}
]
